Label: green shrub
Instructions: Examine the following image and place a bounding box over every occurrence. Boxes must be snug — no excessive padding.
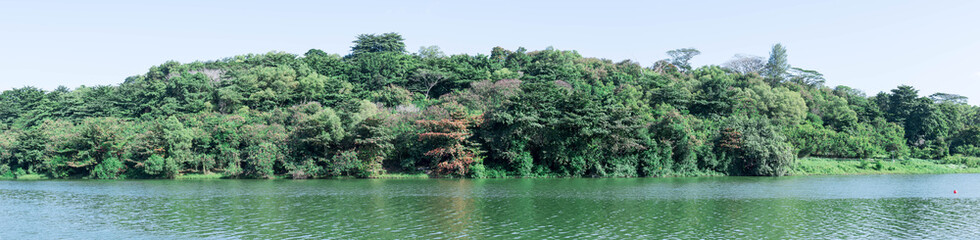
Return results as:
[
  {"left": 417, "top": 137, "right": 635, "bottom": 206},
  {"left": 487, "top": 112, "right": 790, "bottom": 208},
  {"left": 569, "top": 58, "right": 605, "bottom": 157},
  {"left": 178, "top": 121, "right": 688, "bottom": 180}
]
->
[
  {"left": 47, "top": 156, "right": 71, "bottom": 178},
  {"left": 244, "top": 143, "right": 283, "bottom": 179},
  {"left": 225, "top": 163, "right": 243, "bottom": 177},
  {"left": 469, "top": 163, "right": 487, "bottom": 178},
  {"left": 639, "top": 143, "right": 673, "bottom": 177},
  {"left": 92, "top": 157, "right": 124, "bottom": 179},
  {"left": 857, "top": 160, "right": 873, "bottom": 170},
  {"left": 143, "top": 155, "right": 179, "bottom": 178},
  {"left": 942, "top": 155, "right": 980, "bottom": 168},
  {"left": 718, "top": 117, "right": 795, "bottom": 176},
  {"left": 287, "top": 158, "right": 324, "bottom": 179},
  {"left": 513, "top": 150, "right": 534, "bottom": 177},
  {"left": 327, "top": 150, "right": 362, "bottom": 177},
  {"left": 0, "top": 164, "right": 10, "bottom": 177},
  {"left": 873, "top": 160, "right": 885, "bottom": 171},
  {"left": 480, "top": 167, "right": 509, "bottom": 178}
]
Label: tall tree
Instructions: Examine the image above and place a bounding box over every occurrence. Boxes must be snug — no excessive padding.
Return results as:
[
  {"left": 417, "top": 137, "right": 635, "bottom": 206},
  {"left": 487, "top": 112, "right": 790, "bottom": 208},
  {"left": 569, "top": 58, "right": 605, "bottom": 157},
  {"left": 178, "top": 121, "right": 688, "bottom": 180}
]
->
[
  {"left": 787, "top": 67, "right": 825, "bottom": 87},
  {"left": 349, "top": 33, "right": 406, "bottom": 57},
  {"left": 887, "top": 85, "right": 919, "bottom": 124},
  {"left": 764, "top": 43, "right": 789, "bottom": 85},
  {"left": 408, "top": 69, "right": 448, "bottom": 98},
  {"left": 417, "top": 45, "right": 446, "bottom": 59},
  {"left": 416, "top": 102, "right": 483, "bottom": 177},
  {"left": 665, "top": 48, "right": 701, "bottom": 72},
  {"left": 723, "top": 54, "right": 765, "bottom": 74},
  {"left": 929, "top": 93, "right": 968, "bottom": 104}
]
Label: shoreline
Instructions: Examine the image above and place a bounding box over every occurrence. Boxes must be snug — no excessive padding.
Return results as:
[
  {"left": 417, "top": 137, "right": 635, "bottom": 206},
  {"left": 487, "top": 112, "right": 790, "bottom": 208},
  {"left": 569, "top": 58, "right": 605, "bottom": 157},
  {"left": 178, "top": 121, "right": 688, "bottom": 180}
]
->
[
  {"left": 3, "top": 158, "right": 979, "bottom": 180},
  {"left": 791, "top": 157, "right": 980, "bottom": 176}
]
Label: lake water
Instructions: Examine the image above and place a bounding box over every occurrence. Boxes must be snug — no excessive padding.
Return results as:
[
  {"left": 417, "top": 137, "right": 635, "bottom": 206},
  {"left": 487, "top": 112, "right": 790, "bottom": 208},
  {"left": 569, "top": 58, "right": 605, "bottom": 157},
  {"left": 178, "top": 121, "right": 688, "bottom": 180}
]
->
[{"left": 2, "top": 174, "right": 979, "bottom": 239}]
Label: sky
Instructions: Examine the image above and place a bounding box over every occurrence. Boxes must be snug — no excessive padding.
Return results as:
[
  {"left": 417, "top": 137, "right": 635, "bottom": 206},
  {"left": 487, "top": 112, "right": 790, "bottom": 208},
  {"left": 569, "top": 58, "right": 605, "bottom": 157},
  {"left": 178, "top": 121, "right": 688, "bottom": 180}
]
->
[{"left": 2, "top": 0, "right": 979, "bottom": 104}]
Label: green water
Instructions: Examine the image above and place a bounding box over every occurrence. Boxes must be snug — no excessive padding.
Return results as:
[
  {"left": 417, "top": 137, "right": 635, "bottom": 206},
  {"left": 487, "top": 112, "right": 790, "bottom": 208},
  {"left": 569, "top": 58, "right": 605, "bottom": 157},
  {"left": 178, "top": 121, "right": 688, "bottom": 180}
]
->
[{"left": 2, "top": 174, "right": 978, "bottom": 239}]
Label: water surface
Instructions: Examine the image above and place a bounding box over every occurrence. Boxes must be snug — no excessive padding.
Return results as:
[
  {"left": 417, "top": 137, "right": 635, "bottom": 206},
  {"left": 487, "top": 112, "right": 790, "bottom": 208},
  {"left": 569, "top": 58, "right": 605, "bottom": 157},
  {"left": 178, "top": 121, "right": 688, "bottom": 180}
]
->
[{"left": 2, "top": 174, "right": 978, "bottom": 239}]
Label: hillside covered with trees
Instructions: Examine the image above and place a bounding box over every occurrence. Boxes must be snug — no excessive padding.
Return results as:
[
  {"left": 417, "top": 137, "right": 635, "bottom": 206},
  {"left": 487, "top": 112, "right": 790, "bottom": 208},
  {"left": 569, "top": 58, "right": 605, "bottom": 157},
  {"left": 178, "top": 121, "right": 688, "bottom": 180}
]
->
[{"left": 2, "top": 33, "right": 979, "bottom": 179}]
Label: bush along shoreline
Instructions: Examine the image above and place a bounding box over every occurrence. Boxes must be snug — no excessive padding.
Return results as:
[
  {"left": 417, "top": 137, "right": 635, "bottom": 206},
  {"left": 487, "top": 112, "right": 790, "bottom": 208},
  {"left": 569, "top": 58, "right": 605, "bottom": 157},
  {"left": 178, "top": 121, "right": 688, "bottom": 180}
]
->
[
  {"left": 3, "top": 33, "right": 980, "bottom": 180},
  {"left": 792, "top": 157, "right": 980, "bottom": 176}
]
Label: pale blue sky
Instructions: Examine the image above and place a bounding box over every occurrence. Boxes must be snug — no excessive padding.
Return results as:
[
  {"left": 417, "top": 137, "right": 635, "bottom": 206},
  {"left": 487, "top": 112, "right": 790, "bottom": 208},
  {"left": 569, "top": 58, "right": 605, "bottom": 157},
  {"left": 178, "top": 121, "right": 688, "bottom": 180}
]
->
[{"left": 2, "top": 0, "right": 979, "bottom": 104}]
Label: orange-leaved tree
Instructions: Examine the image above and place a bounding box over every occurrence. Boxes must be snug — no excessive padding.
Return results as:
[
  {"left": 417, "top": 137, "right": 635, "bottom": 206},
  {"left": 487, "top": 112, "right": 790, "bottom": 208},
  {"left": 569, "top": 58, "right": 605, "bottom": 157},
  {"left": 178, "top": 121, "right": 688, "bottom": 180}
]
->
[{"left": 416, "top": 103, "right": 483, "bottom": 177}]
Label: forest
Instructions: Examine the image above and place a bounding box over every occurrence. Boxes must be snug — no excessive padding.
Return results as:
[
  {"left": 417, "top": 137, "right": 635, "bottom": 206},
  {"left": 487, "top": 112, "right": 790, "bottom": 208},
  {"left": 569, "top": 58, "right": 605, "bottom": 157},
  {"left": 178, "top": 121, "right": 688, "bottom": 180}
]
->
[{"left": 2, "top": 33, "right": 979, "bottom": 179}]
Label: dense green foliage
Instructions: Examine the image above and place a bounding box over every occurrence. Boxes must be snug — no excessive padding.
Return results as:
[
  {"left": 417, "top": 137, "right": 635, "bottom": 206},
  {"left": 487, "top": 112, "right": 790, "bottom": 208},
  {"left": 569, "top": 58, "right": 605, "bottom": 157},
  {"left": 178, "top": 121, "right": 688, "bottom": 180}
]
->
[{"left": 2, "top": 33, "right": 979, "bottom": 179}]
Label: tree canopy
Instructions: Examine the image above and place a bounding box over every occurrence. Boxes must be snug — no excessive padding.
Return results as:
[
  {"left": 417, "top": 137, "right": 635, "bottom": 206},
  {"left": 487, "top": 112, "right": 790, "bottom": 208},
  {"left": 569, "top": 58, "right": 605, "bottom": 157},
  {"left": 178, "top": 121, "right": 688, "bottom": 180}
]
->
[{"left": 1, "top": 34, "right": 977, "bottom": 179}]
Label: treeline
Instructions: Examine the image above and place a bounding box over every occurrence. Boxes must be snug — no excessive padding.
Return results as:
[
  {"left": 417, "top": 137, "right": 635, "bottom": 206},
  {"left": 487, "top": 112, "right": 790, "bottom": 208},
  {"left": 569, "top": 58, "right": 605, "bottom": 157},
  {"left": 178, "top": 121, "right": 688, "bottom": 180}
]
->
[{"left": 1, "top": 33, "right": 979, "bottom": 179}]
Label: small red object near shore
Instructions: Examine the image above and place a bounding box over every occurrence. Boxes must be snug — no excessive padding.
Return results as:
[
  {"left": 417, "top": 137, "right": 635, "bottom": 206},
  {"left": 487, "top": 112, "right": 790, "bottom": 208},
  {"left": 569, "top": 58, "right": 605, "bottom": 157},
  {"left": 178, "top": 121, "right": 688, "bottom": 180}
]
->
[{"left": 954, "top": 190, "right": 957, "bottom": 194}]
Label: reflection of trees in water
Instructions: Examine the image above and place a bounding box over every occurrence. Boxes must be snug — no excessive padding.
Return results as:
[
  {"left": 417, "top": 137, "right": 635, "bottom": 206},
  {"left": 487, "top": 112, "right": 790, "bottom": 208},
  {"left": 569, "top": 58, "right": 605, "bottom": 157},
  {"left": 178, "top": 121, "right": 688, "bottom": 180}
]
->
[
  {"left": 366, "top": 178, "right": 401, "bottom": 238},
  {"left": 425, "top": 179, "right": 477, "bottom": 238}
]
